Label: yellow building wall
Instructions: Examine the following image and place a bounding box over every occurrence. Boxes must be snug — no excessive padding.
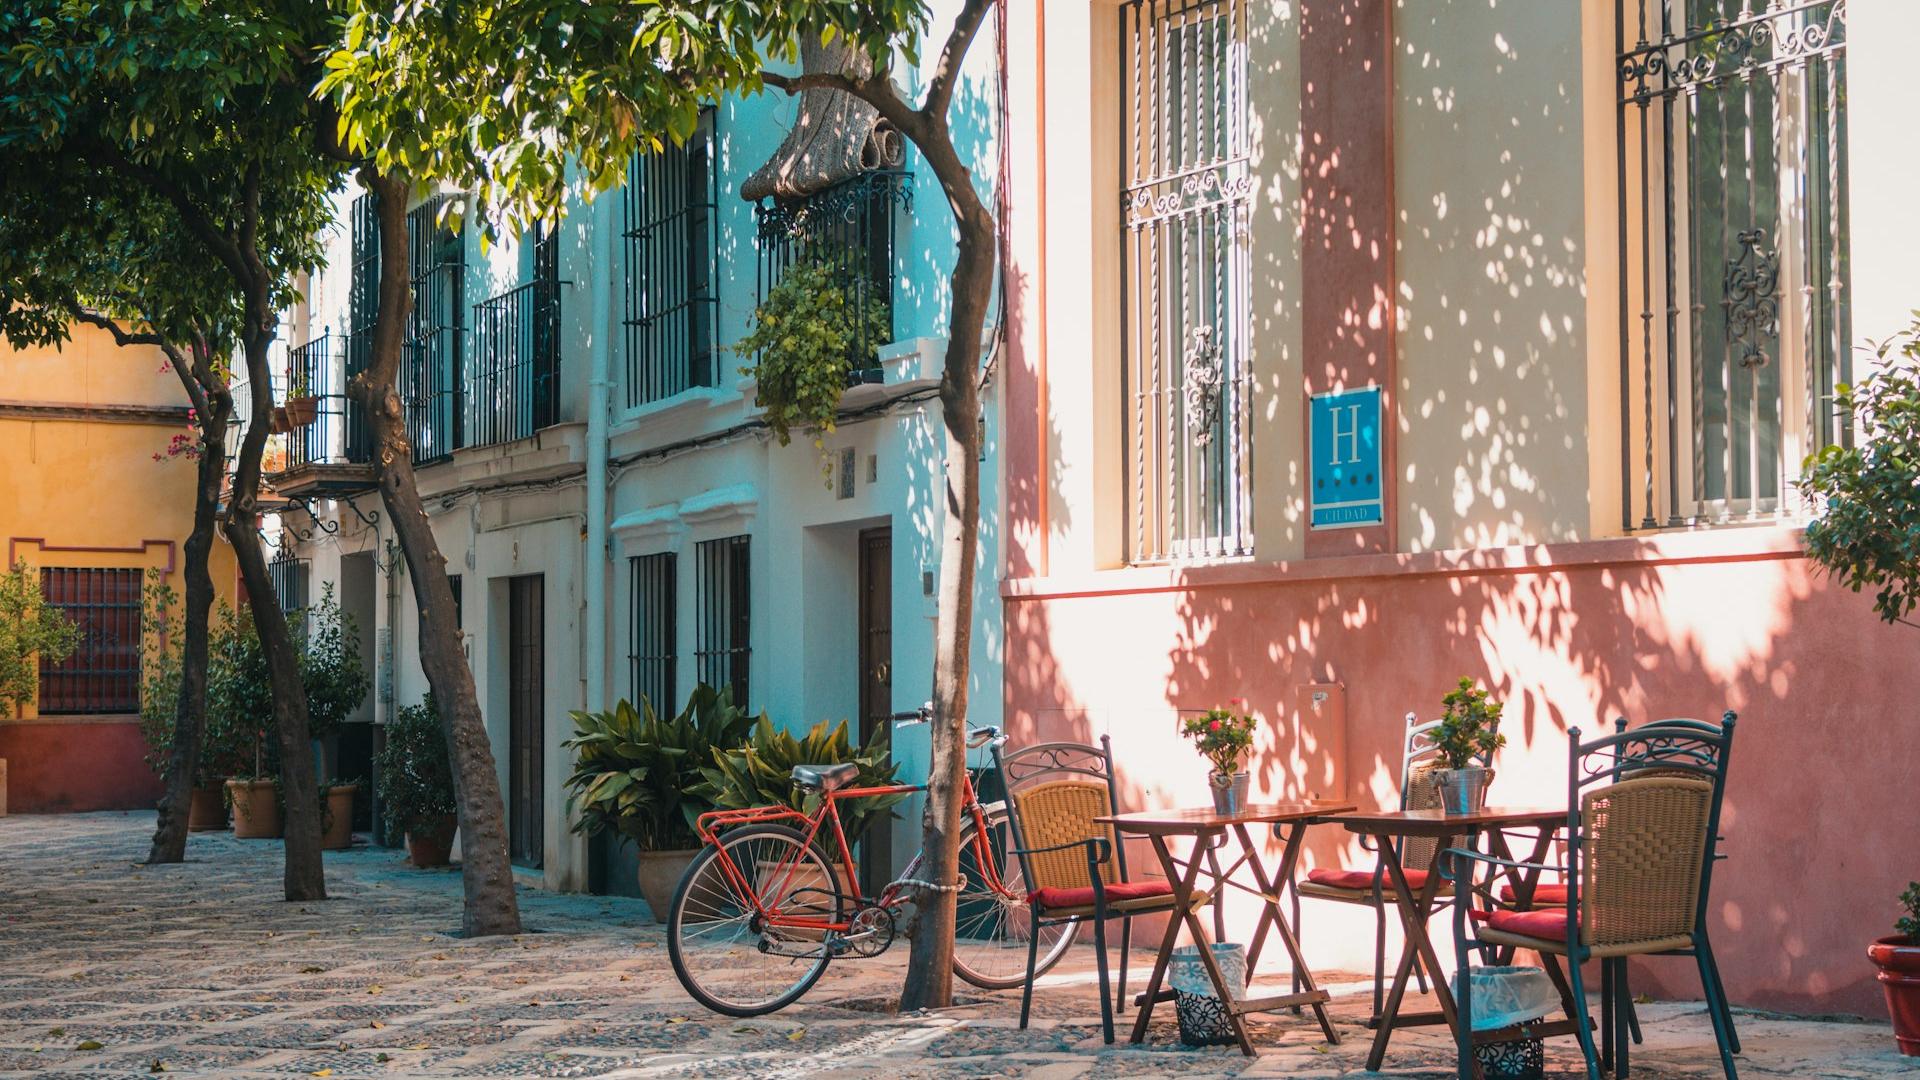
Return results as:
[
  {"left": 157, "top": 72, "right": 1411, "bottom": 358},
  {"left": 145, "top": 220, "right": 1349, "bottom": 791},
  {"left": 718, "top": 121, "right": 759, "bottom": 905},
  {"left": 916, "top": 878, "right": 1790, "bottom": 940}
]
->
[{"left": 0, "top": 322, "right": 239, "bottom": 731}]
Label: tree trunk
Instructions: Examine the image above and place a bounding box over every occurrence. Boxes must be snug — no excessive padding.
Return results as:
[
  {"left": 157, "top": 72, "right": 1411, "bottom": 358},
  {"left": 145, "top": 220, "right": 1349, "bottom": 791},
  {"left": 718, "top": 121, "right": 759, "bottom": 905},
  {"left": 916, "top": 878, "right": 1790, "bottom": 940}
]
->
[
  {"left": 355, "top": 172, "right": 521, "bottom": 936},
  {"left": 899, "top": 129, "right": 997, "bottom": 1013},
  {"left": 225, "top": 323, "right": 327, "bottom": 901},
  {"left": 148, "top": 374, "right": 231, "bottom": 864}
]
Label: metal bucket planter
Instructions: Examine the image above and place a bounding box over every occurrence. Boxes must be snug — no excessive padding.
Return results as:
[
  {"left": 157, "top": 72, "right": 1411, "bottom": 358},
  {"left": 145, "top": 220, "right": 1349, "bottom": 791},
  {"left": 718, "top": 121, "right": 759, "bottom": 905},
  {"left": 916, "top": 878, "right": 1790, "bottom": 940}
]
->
[
  {"left": 1208, "top": 771, "right": 1251, "bottom": 815},
  {"left": 1437, "top": 767, "right": 1494, "bottom": 815},
  {"left": 1169, "top": 943, "right": 1247, "bottom": 1046}
]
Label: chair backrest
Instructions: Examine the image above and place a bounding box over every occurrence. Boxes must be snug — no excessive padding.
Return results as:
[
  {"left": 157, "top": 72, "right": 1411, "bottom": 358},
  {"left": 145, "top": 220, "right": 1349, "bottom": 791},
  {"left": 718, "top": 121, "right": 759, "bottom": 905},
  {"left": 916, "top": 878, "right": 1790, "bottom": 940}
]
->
[
  {"left": 1564, "top": 715, "right": 1733, "bottom": 953},
  {"left": 992, "top": 736, "right": 1126, "bottom": 892}
]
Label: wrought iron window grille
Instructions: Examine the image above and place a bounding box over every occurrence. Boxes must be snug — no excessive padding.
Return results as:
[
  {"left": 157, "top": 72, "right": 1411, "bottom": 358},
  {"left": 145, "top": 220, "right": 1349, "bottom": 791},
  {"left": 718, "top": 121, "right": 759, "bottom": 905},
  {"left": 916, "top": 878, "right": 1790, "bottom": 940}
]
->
[
  {"left": 694, "top": 535, "right": 750, "bottom": 710},
  {"left": 629, "top": 553, "right": 677, "bottom": 716},
  {"left": 624, "top": 109, "right": 720, "bottom": 409},
  {"left": 469, "top": 225, "right": 564, "bottom": 448},
  {"left": 37, "top": 567, "right": 143, "bottom": 715},
  {"left": 1120, "top": 0, "right": 1255, "bottom": 564},
  {"left": 1616, "top": 0, "right": 1849, "bottom": 530},
  {"left": 754, "top": 169, "right": 913, "bottom": 385},
  {"left": 405, "top": 194, "right": 466, "bottom": 465}
]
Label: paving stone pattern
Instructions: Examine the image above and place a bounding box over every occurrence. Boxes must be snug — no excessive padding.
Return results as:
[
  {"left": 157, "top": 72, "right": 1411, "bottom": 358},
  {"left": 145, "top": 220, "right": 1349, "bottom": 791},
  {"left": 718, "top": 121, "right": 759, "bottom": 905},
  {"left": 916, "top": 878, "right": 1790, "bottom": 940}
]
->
[{"left": 0, "top": 813, "right": 1902, "bottom": 1078}]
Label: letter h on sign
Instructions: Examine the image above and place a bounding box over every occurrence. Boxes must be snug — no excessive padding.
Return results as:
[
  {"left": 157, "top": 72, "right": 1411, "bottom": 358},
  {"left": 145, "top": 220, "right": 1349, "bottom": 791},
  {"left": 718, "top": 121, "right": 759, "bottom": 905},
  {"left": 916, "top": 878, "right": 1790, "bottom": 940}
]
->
[{"left": 1310, "top": 386, "right": 1383, "bottom": 529}]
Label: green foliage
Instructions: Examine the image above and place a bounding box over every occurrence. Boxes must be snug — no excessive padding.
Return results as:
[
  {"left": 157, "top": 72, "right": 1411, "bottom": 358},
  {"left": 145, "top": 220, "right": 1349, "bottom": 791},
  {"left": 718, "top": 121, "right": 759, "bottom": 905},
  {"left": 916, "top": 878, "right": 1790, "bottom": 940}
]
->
[
  {"left": 1898, "top": 882, "right": 1920, "bottom": 944},
  {"left": 699, "top": 714, "right": 909, "bottom": 848},
  {"left": 137, "top": 582, "right": 249, "bottom": 786},
  {"left": 321, "top": 0, "right": 932, "bottom": 235},
  {"left": 1179, "top": 700, "right": 1256, "bottom": 776},
  {"left": 298, "top": 583, "right": 370, "bottom": 746},
  {"left": 377, "top": 694, "right": 458, "bottom": 836},
  {"left": 1435, "top": 677, "right": 1506, "bottom": 771},
  {"left": 1801, "top": 319, "right": 1920, "bottom": 629},
  {"left": 737, "top": 258, "right": 893, "bottom": 452},
  {"left": 563, "top": 684, "right": 759, "bottom": 852},
  {"left": 0, "top": 560, "right": 81, "bottom": 719},
  {"left": 206, "top": 601, "right": 276, "bottom": 780}
]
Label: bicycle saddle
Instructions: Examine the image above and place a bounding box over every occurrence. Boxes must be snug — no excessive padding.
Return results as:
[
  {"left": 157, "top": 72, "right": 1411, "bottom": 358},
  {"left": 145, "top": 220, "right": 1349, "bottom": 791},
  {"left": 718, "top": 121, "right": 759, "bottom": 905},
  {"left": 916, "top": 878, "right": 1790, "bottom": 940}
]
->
[{"left": 790, "top": 762, "right": 860, "bottom": 792}]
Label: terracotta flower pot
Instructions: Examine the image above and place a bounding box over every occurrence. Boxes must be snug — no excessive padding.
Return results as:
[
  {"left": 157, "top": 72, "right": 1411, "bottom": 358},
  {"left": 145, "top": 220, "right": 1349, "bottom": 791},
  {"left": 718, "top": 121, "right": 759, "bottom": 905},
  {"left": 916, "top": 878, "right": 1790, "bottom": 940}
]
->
[
  {"left": 187, "top": 784, "right": 228, "bottom": 831},
  {"left": 1870, "top": 935, "right": 1920, "bottom": 1057},
  {"left": 284, "top": 395, "right": 320, "bottom": 427},
  {"left": 636, "top": 848, "right": 702, "bottom": 922},
  {"left": 227, "top": 779, "right": 281, "bottom": 839},
  {"left": 406, "top": 815, "right": 458, "bottom": 868},
  {"left": 321, "top": 783, "right": 358, "bottom": 850}
]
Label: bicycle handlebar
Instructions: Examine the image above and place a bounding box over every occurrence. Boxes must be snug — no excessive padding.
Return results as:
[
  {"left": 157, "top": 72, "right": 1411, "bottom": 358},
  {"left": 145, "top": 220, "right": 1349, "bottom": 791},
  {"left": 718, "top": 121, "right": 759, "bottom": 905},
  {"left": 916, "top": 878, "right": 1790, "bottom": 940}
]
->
[{"left": 889, "top": 704, "right": 1002, "bottom": 749}]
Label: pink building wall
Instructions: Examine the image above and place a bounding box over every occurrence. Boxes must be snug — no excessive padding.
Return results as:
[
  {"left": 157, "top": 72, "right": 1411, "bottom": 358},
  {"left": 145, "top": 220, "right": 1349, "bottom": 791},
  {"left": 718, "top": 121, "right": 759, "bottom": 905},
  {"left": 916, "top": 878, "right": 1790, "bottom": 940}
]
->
[{"left": 1001, "top": 530, "right": 1918, "bottom": 1018}]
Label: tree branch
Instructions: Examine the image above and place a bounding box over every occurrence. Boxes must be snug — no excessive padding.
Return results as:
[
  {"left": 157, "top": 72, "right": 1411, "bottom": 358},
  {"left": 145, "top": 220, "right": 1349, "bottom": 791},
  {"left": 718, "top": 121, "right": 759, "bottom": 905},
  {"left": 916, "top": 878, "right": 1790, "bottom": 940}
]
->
[
  {"left": 78, "top": 140, "right": 249, "bottom": 288},
  {"left": 65, "top": 301, "right": 214, "bottom": 421},
  {"left": 923, "top": 0, "right": 996, "bottom": 123}
]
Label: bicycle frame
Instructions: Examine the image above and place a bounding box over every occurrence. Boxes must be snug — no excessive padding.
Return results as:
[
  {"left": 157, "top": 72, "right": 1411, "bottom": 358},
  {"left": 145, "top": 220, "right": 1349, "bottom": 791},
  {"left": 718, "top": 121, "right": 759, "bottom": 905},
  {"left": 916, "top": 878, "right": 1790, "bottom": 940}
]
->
[{"left": 691, "top": 765, "right": 1011, "bottom": 936}]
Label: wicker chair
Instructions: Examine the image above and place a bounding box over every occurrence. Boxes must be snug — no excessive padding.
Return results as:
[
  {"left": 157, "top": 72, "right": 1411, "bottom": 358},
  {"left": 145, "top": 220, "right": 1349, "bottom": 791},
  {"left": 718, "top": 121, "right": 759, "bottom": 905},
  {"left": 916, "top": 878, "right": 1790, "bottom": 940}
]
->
[
  {"left": 992, "top": 736, "right": 1209, "bottom": 1044},
  {"left": 1443, "top": 721, "right": 1739, "bottom": 1080},
  {"left": 1290, "top": 712, "right": 1488, "bottom": 1021}
]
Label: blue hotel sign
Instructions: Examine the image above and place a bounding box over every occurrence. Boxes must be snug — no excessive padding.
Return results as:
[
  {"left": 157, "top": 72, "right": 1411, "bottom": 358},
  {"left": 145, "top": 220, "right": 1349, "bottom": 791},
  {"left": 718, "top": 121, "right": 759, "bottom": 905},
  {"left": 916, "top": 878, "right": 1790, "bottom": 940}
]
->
[{"left": 1309, "top": 386, "right": 1383, "bottom": 529}]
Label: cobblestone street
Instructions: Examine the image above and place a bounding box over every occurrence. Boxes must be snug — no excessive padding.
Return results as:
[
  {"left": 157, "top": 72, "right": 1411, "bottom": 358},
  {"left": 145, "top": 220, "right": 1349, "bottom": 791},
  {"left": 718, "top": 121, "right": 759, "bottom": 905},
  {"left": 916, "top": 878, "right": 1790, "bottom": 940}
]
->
[{"left": 0, "top": 813, "right": 1901, "bottom": 1079}]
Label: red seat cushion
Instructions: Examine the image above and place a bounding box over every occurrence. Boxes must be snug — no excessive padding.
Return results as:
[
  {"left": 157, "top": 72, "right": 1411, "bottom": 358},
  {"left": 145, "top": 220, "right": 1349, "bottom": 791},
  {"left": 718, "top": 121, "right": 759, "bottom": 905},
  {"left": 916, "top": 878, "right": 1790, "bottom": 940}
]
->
[
  {"left": 1499, "top": 883, "right": 1569, "bottom": 905},
  {"left": 1305, "top": 867, "right": 1430, "bottom": 891},
  {"left": 1470, "top": 907, "right": 1569, "bottom": 941},
  {"left": 1030, "top": 879, "right": 1175, "bottom": 909}
]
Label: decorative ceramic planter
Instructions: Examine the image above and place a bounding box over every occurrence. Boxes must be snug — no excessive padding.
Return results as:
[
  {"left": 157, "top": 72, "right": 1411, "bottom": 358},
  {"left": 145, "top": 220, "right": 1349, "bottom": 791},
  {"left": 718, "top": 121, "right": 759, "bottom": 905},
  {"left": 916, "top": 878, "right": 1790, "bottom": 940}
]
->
[
  {"left": 1208, "top": 770, "right": 1251, "bottom": 815},
  {"left": 187, "top": 784, "right": 227, "bottom": 831},
  {"left": 636, "top": 848, "right": 701, "bottom": 922},
  {"left": 321, "top": 783, "right": 358, "bottom": 850},
  {"left": 1437, "top": 767, "right": 1495, "bottom": 815},
  {"left": 1869, "top": 935, "right": 1920, "bottom": 1056},
  {"left": 227, "top": 779, "right": 281, "bottom": 839},
  {"left": 406, "top": 814, "right": 458, "bottom": 868}
]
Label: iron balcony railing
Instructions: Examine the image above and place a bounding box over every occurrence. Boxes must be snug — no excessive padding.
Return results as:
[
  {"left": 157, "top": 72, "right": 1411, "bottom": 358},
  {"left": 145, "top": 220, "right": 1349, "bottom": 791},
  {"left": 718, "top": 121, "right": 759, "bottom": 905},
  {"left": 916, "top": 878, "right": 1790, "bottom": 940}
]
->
[
  {"left": 755, "top": 169, "right": 911, "bottom": 384},
  {"left": 283, "top": 332, "right": 366, "bottom": 469},
  {"left": 469, "top": 279, "right": 563, "bottom": 448}
]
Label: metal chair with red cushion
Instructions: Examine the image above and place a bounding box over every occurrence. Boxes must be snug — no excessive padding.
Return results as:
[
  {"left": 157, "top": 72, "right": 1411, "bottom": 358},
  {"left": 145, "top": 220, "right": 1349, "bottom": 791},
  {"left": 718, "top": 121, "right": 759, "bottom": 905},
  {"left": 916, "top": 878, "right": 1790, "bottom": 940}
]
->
[{"left": 992, "top": 736, "right": 1209, "bottom": 1044}]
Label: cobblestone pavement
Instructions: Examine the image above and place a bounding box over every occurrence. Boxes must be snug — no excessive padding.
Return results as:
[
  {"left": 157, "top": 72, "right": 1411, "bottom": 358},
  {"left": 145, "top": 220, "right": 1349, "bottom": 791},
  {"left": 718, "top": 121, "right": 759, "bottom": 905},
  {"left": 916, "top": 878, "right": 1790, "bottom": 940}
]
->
[{"left": 0, "top": 813, "right": 1902, "bottom": 1079}]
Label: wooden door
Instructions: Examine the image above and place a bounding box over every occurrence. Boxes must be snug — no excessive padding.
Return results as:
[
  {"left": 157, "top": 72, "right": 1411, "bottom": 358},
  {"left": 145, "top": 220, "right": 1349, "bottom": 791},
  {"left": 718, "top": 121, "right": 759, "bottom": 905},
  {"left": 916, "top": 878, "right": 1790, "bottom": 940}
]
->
[
  {"left": 508, "top": 574, "right": 545, "bottom": 868},
  {"left": 857, "top": 528, "right": 893, "bottom": 895}
]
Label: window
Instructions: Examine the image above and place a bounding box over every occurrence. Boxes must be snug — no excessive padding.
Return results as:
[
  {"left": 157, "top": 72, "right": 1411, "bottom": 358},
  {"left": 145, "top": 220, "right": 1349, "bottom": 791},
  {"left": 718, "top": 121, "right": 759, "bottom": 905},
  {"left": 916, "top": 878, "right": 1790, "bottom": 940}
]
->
[
  {"left": 470, "top": 224, "right": 562, "bottom": 447},
  {"left": 406, "top": 194, "right": 465, "bottom": 463},
  {"left": 38, "top": 568, "right": 143, "bottom": 715},
  {"left": 1120, "top": 0, "right": 1254, "bottom": 563},
  {"left": 269, "top": 553, "right": 309, "bottom": 618},
  {"left": 753, "top": 169, "right": 911, "bottom": 380},
  {"left": 629, "top": 553, "right": 676, "bottom": 716},
  {"left": 1617, "top": 0, "right": 1849, "bottom": 528},
  {"left": 694, "top": 536, "right": 750, "bottom": 708},
  {"left": 624, "top": 109, "right": 718, "bottom": 408},
  {"left": 346, "top": 193, "right": 379, "bottom": 463}
]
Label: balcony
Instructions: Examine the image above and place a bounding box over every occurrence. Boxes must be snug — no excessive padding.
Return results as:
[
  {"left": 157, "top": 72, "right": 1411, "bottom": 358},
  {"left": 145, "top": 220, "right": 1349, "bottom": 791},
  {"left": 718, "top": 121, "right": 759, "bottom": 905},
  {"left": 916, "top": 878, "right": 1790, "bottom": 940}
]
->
[
  {"left": 468, "top": 278, "right": 562, "bottom": 448},
  {"left": 264, "top": 331, "right": 375, "bottom": 499}
]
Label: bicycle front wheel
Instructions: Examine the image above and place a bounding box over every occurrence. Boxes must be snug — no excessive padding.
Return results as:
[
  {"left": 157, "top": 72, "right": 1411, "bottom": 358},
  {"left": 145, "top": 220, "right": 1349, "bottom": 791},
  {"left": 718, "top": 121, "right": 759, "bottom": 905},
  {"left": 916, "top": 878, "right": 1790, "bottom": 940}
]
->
[
  {"left": 950, "top": 808, "right": 1080, "bottom": 989},
  {"left": 667, "top": 824, "right": 845, "bottom": 1017}
]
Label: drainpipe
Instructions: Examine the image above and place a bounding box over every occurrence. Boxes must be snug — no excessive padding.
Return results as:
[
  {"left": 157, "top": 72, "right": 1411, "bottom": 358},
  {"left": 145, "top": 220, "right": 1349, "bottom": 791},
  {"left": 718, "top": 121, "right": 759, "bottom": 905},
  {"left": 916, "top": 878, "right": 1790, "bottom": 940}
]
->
[{"left": 584, "top": 187, "right": 612, "bottom": 715}]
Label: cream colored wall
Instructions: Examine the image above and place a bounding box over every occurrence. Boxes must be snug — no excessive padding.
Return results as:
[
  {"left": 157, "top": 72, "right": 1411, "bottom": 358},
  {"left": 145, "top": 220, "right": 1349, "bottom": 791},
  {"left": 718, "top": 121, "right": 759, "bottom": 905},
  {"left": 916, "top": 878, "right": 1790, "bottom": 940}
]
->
[
  {"left": 0, "top": 323, "right": 189, "bottom": 408},
  {"left": 1393, "top": 0, "right": 1594, "bottom": 553}
]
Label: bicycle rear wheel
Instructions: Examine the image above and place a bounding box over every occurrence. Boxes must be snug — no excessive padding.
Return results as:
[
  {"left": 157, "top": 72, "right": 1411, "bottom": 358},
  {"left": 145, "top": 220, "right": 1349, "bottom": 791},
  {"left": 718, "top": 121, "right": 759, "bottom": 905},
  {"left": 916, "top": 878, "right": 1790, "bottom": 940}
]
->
[
  {"left": 950, "top": 808, "right": 1080, "bottom": 989},
  {"left": 667, "top": 824, "right": 845, "bottom": 1017}
]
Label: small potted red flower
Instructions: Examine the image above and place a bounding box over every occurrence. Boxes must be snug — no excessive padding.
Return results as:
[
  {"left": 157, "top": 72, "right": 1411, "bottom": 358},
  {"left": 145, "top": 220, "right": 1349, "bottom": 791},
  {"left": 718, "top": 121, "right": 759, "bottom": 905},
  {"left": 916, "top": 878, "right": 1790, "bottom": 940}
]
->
[
  {"left": 1869, "top": 881, "right": 1920, "bottom": 1056},
  {"left": 1181, "top": 700, "right": 1257, "bottom": 814}
]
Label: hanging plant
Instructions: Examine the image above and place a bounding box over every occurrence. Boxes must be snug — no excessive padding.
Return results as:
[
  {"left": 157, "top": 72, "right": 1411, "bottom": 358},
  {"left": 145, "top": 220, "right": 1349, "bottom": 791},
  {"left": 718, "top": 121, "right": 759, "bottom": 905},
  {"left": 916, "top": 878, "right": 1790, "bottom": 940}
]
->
[{"left": 736, "top": 257, "right": 892, "bottom": 453}]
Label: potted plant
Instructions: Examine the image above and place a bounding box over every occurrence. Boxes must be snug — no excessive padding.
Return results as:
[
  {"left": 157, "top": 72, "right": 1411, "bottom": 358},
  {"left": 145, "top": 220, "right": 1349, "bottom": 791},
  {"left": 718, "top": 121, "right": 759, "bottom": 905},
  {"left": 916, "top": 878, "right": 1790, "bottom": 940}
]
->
[
  {"left": 203, "top": 603, "right": 282, "bottom": 838},
  {"left": 699, "top": 713, "right": 908, "bottom": 892},
  {"left": 137, "top": 584, "right": 249, "bottom": 830},
  {"left": 377, "top": 693, "right": 459, "bottom": 867},
  {"left": 1180, "top": 701, "right": 1257, "bottom": 814},
  {"left": 1432, "top": 677, "right": 1506, "bottom": 814},
  {"left": 284, "top": 372, "right": 320, "bottom": 428},
  {"left": 1869, "top": 882, "right": 1920, "bottom": 1056},
  {"left": 299, "top": 585, "right": 370, "bottom": 850},
  {"left": 563, "top": 684, "right": 757, "bottom": 918},
  {"left": 736, "top": 257, "right": 894, "bottom": 472}
]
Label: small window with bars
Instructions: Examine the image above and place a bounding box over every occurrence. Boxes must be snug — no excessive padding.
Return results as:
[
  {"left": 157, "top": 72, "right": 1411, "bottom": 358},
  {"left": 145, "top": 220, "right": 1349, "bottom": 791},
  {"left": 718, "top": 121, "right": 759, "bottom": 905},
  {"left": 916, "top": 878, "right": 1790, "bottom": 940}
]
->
[
  {"left": 1120, "top": 0, "right": 1254, "bottom": 563},
  {"left": 624, "top": 109, "right": 718, "bottom": 408},
  {"left": 694, "top": 536, "right": 749, "bottom": 708},
  {"left": 1616, "top": 0, "right": 1849, "bottom": 528},
  {"left": 269, "top": 553, "right": 310, "bottom": 619},
  {"left": 37, "top": 567, "right": 143, "bottom": 715},
  {"left": 629, "top": 553, "right": 677, "bottom": 716},
  {"left": 407, "top": 194, "right": 466, "bottom": 463}
]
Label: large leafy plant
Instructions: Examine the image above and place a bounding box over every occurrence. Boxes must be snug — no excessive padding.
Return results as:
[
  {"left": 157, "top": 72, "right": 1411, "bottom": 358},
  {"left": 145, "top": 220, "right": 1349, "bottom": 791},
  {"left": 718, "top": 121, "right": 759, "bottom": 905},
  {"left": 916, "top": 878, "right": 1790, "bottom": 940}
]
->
[
  {"left": 1434, "top": 677, "right": 1506, "bottom": 771},
  {"left": 0, "top": 560, "right": 81, "bottom": 719},
  {"left": 138, "top": 583, "right": 248, "bottom": 786},
  {"left": 564, "top": 684, "right": 759, "bottom": 852},
  {"left": 377, "top": 693, "right": 457, "bottom": 841},
  {"left": 737, "top": 258, "right": 893, "bottom": 453},
  {"left": 298, "top": 583, "right": 370, "bottom": 746},
  {"left": 1801, "top": 320, "right": 1920, "bottom": 629},
  {"left": 207, "top": 602, "right": 277, "bottom": 780},
  {"left": 700, "top": 715, "right": 909, "bottom": 850}
]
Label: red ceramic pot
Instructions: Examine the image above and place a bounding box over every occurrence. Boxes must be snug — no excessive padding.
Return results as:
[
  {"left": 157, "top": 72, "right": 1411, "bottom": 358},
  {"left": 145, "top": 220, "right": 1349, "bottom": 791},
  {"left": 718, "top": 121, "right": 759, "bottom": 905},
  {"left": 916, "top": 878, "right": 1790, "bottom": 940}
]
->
[
  {"left": 1869, "top": 935, "right": 1920, "bottom": 1057},
  {"left": 406, "top": 814, "right": 458, "bottom": 868}
]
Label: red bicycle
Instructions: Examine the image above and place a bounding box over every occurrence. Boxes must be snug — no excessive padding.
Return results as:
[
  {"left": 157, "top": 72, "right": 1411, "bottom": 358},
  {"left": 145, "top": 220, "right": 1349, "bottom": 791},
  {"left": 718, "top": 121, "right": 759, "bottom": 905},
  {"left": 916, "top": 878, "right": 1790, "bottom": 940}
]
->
[{"left": 665, "top": 709, "right": 1078, "bottom": 1016}]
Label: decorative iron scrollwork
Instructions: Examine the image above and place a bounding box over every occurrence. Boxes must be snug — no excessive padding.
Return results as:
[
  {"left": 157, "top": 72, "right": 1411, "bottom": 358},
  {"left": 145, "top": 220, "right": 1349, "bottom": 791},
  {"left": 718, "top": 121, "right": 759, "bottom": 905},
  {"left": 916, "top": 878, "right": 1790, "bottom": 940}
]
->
[
  {"left": 1724, "top": 229, "right": 1779, "bottom": 370},
  {"left": 1182, "top": 326, "right": 1224, "bottom": 444}
]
